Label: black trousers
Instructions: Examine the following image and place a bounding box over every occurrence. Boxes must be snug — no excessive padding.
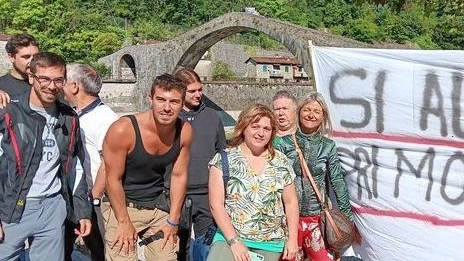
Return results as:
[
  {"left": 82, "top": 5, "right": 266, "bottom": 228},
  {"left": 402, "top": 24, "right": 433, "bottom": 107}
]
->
[
  {"left": 177, "top": 193, "right": 214, "bottom": 261},
  {"left": 64, "top": 206, "right": 105, "bottom": 261}
]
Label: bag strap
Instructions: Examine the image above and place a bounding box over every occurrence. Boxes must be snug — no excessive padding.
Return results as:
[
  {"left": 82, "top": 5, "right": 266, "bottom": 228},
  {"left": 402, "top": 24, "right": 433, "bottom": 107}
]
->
[
  {"left": 291, "top": 134, "right": 324, "bottom": 205},
  {"left": 292, "top": 134, "right": 344, "bottom": 239},
  {"left": 220, "top": 150, "right": 229, "bottom": 196}
]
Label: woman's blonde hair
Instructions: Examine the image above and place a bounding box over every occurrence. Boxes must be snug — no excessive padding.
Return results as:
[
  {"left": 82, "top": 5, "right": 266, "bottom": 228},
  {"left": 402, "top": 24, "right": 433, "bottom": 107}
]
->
[
  {"left": 229, "top": 103, "right": 277, "bottom": 158},
  {"left": 298, "top": 91, "right": 333, "bottom": 135}
]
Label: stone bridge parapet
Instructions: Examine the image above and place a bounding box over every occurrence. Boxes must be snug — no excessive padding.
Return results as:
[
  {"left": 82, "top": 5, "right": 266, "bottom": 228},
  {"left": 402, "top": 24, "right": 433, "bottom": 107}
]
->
[{"left": 101, "top": 81, "right": 314, "bottom": 124}]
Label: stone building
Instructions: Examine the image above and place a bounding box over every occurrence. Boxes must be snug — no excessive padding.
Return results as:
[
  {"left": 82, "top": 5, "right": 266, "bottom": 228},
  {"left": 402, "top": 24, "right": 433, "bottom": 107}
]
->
[{"left": 245, "top": 56, "right": 309, "bottom": 82}]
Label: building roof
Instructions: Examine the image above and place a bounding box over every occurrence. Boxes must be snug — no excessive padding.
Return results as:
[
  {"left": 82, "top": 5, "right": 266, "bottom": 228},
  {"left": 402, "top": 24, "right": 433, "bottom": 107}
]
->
[{"left": 245, "top": 56, "right": 300, "bottom": 65}]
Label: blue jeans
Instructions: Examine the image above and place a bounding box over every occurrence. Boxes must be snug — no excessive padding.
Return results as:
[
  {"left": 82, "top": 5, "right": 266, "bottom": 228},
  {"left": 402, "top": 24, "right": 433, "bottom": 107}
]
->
[
  {"left": 190, "top": 233, "right": 212, "bottom": 261},
  {"left": 0, "top": 195, "right": 66, "bottom": 261},
  {"left": 19, "top": 249, "right": 29, "bottom": 261}
]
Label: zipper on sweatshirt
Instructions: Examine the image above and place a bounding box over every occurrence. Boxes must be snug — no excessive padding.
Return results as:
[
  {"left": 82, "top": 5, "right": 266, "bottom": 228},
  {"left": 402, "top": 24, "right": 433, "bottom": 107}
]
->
[
  {"left": 64, "top": 116, "right": 77, "bottom": 173},
  {"left": 5, "top": 113, "right": 23, "bottom": 176}
]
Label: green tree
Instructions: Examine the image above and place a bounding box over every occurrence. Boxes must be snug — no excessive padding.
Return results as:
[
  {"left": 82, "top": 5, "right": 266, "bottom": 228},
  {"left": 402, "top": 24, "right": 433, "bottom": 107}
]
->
[
  {"left": 1, "top": 0, "right": 463, "bottom": 67},
  {"left": 322, "top": 0, "right": 353, "bottom": 27},
  {"left": 91, "top": 32, "right": 122, "bottom": 61},
  {"left": 432, "top": 15, "right": 464, "bottom": 49},
  {"left": 255, "top": 0, "right": 289, "bottom": 20},
  {"left": 343, "top": 4, "right": 380, "bottom": 43},
  {"left": 0, "top": 0, "right": 15, "bottom": 29},
  {"left": 212, "top": 61, "right": 235, "bottom": 80}
]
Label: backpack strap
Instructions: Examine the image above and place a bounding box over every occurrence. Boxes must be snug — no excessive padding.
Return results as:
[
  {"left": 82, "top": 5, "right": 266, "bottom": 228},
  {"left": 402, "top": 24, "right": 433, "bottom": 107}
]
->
[{"left": 219, "top": 150, "right": 229, "bottom": 196}]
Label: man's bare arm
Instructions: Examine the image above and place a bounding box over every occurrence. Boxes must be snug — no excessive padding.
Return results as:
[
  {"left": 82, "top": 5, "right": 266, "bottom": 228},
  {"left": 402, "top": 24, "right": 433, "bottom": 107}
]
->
[
  {"left": 103, "top": 118, "right": 137, "bottom": 255},
  {"left": 156, "top": 122, "right": 192, "bottom": 250},
  {"left": 104, "top": 118, "right": 132, "bottom": 222}
]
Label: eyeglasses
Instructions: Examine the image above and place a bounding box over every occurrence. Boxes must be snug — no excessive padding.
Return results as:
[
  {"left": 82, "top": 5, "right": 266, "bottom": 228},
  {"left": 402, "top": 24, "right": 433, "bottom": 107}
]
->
[{"left": 32, "top": 74, "right": 66, "bottom": 88}]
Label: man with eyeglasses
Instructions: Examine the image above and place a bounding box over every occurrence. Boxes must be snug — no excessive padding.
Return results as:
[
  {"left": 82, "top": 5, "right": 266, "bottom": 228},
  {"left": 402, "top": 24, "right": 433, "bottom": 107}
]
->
[
  {"left": 0, "top": 52, "right": 92, "bottom": 261},
  {"left": 0, "top": 33, "right": 39, "bottom": 97}
]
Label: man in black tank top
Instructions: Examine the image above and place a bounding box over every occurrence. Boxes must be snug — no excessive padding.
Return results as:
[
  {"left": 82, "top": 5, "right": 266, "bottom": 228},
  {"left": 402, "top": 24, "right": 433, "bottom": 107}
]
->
[{"left": 103, "top": 74, "right": 193, "bottom": 261}]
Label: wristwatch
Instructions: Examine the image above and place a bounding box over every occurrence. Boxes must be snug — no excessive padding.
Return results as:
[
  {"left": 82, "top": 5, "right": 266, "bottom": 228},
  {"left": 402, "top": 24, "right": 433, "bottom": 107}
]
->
[
  {"left": 226, "top": 235, "right": 241, "bottom": 246},
  {"left": 91, "top": 197, "right": 101, "bottom": 207},
  {"left": 89, "top": 193, "right": 101, "bottom": 207}
]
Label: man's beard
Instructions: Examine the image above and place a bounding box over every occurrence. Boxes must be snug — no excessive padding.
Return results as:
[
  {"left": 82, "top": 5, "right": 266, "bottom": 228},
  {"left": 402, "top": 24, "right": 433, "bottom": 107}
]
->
[{"left": 13, "top": 63, "right": 29, "bottom": 81}]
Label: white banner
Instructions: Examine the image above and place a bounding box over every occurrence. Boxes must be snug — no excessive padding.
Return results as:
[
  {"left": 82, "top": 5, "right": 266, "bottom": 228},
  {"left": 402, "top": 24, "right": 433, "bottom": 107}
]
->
[{"left": 310, "top": 46, "right": 464, "bottom": 261}]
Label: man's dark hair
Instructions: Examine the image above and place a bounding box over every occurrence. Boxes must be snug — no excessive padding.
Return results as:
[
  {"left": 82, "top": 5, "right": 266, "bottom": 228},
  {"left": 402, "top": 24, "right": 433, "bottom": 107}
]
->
[
  {"left": 150, "top": 73, "right": 186, "bottom": 99},
  {"left": 29, "top": 52, "right": 66, "bottom": 75},
  {"left": 5, "top": 33, "right": 39, "bottom": 55}
]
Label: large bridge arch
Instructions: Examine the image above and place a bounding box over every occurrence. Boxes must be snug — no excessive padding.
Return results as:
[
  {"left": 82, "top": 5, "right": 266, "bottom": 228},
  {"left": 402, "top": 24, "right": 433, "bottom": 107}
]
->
[
  {"left": 99, "top": 12, "right": 376, "bottom": 111},
  {"left": 172, "top": 12, "right": 372, "bottom": 74},
  {"left": 175, "top": 27, "right": 248, "bottom": 70}
]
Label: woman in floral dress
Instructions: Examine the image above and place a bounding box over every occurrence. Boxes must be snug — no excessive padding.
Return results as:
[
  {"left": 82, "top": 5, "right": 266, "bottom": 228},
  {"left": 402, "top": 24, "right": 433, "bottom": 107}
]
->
[{"left": 207, "top": 103, "right": 299, "bottom": 261}]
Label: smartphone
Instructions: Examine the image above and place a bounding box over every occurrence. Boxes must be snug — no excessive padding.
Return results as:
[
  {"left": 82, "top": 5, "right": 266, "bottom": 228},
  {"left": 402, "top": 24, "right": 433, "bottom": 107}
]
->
[{"left": 248, "top": 250, "right": 265, "bottom": 261}]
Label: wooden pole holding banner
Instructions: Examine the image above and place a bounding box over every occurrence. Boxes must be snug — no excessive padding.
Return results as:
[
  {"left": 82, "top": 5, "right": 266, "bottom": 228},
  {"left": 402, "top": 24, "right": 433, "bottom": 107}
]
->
[
  {"left": 307, "top": 40, "right": 342, "bottom": 261},
  {"left": 307, "top": 40, "right": 318, "bottom": 91}
]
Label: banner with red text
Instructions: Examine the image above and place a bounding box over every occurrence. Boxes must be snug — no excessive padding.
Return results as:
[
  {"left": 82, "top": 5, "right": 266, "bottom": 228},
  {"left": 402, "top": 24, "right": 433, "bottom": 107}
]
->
[{"left": 310, "top": 46, "right": 464, "bottom": 261}]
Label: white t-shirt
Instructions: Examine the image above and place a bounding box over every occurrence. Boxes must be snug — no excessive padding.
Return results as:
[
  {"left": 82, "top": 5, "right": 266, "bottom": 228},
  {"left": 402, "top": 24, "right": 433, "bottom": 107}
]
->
[{"left": 79, "top": 104, "right": 118, "bottom": 187}]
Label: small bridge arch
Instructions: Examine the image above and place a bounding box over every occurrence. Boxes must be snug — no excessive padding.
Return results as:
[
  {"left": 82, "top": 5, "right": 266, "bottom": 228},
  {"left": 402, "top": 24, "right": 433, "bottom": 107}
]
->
[{"left": 119, "top": 54, "right": 136, "bottom": 81}]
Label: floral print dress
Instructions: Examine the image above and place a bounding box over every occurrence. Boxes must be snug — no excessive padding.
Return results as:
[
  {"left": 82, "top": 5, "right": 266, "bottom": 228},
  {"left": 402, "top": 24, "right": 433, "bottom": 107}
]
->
[{"left": 209, "top": 146, "right": 296, "bottom": 242}]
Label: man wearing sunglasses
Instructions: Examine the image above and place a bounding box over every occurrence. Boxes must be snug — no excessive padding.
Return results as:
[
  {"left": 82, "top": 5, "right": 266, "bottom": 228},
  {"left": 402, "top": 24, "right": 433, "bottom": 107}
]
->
[{"left": 0, "top": 52, "right": 91, "bottom": 261}]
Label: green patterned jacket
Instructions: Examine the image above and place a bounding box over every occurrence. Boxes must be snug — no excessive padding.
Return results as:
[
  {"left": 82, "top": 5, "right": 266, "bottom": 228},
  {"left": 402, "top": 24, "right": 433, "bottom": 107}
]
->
[{"left": 276, "top": 129, "right": 353, "bottom": 220}]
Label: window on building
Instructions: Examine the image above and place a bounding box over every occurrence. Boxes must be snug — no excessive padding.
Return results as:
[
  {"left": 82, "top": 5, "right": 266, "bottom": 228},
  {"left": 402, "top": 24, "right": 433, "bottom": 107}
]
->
[
  {"left": 273, "top": 65, "right": 280, "bottom": 70},
  {"left": 285, "top": 66, "right": 289, "bottom": 72},
  {"left": 263, "top": 65, "right": 268, "bottom": 72}
]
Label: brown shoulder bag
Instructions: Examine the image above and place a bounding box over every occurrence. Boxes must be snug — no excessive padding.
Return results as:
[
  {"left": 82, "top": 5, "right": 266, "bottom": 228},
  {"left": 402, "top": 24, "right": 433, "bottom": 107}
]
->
[{"left": 292, "top": 135, "right": 355, "bottom": 253}]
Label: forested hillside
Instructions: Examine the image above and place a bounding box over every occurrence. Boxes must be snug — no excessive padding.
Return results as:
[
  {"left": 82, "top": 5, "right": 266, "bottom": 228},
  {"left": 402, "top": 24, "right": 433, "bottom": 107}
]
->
[{"left": 1, "top": 0, "right": 462, "bottom": 67}]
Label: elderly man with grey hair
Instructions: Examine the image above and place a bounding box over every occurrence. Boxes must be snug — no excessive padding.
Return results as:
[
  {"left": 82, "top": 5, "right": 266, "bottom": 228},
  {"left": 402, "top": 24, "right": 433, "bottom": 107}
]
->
[
  {"left": 272, "top": 90, "right": 298, "bottom": 147},
  {"left": 62, "top": 63, "right": 119, "bottom": 261}
]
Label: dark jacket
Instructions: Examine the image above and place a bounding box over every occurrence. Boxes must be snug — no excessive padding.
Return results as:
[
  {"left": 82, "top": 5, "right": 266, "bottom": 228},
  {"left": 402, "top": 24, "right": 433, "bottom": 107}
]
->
[
  {"left": 179, "top": 102, "right": 226, "bottom": 194},
  {"left": 0, "top": 90, "right": 91, "bottom": 224}
]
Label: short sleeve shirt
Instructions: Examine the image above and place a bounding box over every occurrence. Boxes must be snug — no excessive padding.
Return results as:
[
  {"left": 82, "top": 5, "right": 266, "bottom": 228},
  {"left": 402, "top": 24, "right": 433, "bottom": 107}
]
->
[
  {"left": 209, "top": 146, "right": 296, "bottom": 242},
  {"left": 0, "top": 74, "right": 30, "bottom": 96}
]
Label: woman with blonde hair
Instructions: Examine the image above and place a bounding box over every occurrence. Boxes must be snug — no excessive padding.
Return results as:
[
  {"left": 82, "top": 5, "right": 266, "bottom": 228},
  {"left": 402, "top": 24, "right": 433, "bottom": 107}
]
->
[
  {"left": 276, "top": 92, "right": 354, "bottom": 261},
  {"left": 207, "top": 103, "right": 299, "bottom": 261}
]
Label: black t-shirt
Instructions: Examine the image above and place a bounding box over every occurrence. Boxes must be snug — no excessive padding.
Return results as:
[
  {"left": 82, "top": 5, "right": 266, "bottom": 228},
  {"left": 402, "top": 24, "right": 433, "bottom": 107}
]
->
[{"left": 0, "top": 74, "right": 30, "bottom": 96}]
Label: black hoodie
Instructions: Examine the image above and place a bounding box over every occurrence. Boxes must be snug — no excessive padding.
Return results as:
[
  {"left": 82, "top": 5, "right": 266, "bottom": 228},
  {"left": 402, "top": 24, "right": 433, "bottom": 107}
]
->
[{"left": 178, "top": 102, "right": 226, "bottom": 194}]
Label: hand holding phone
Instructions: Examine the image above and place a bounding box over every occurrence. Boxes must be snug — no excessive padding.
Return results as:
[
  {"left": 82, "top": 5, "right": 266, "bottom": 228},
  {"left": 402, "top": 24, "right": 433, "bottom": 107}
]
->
[{"left": 248, "top": 250, "right": 264, "bottom": 261}]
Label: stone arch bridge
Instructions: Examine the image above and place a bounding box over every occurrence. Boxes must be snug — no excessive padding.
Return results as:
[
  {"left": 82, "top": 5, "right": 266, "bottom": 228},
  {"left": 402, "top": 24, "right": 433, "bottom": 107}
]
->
[{"left": 99, "top": 12, "right": 374, "bottom": 111}]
